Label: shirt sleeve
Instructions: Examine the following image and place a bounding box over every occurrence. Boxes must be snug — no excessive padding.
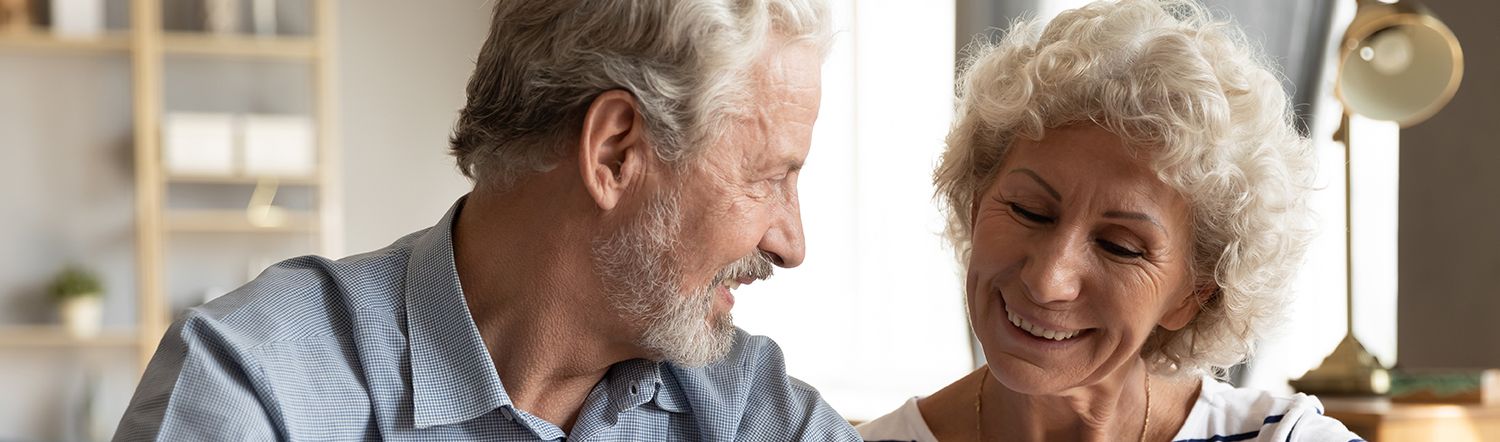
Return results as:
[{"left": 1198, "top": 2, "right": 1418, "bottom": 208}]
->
[
  {"left": 736, "top": 335, "right": 863, "bottom": 441},
  {"left": 1276, "top": 398, "right": 1365, "bottom": 442},
  {"left": 857, "top": 397, "right": 937, "bottom": 442},
  {"left": 113, "top": 313, "right": 282, "bottom": 442}
]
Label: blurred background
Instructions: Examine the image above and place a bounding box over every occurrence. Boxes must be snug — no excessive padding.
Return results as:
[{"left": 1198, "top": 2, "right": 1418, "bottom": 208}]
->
[{"left": 0, "top": 0, "right": 1495, "bottom": 440}]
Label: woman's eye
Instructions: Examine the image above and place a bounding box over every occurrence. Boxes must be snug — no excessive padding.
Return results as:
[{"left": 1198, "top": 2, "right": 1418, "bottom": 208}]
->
[
  {"left": 1009, "top": 203, "right": 1053, "bottom": 223},
  {"left": 1097, "top": 240, "right": 1145, "bottom": 258}
]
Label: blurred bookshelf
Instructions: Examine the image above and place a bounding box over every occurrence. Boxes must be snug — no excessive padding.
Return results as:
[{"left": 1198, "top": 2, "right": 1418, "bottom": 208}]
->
[{"left": 0, "top": 0, "right": 342, "bottom": 372}]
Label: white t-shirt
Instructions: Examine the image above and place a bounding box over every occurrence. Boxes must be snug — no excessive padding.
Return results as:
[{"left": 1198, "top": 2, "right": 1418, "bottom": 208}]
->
[{"left": 857, "top": 376, "right": 1363, "bottom": 441}]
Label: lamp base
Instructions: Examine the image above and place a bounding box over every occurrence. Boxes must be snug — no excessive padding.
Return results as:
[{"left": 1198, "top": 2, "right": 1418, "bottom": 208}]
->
[{"left": 1290, "top": 334, "right": 1390, "bottom": 396}]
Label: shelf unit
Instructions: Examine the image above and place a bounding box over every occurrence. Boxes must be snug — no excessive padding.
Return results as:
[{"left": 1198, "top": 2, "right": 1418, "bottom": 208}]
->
[{"left": 0, "top": 0, "right": 341, "bottom": 371}]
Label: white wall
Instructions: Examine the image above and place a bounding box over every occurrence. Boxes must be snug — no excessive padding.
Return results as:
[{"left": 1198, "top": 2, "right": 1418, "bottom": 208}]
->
[{"left": 337, "top": 0, "right": 480, "bottom": 254}]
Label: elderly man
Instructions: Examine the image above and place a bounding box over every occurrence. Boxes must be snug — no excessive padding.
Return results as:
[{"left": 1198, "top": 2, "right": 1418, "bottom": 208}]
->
[{"left": 114, "top": 0, "right": 858, "bottom": 440}]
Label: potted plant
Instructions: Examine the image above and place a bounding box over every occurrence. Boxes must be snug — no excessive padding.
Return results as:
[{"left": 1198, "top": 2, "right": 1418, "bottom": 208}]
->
[{"left": 49, "top": 265, "right": 103, "bottom": 338}]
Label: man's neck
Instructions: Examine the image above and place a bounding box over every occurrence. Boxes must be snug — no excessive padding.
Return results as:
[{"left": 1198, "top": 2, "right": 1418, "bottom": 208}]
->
[{"left": 452, "top": 181, "right": 646, "bottom": 432}]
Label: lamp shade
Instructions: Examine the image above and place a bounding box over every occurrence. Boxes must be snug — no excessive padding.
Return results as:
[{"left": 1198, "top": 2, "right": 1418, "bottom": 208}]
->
[{"left": 1336, "top": 0, "right": 1463, "bottom": 127}]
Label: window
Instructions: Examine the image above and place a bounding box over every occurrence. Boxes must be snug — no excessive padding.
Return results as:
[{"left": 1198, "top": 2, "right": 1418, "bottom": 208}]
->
[{"left": 733, "top": 0, "right": 973, "bottom": 420}]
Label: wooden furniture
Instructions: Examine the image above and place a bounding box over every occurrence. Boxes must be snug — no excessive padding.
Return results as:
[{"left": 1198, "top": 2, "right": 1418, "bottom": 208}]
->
[
  {"left": 0, "top": 1, "right": 342, "bottom": 372},
  {"left": 0, "top": 0, "right": 32, "bottom": 32},
  {"left": 1323, "top": 397, "right": 1500, "bottom": 442}
]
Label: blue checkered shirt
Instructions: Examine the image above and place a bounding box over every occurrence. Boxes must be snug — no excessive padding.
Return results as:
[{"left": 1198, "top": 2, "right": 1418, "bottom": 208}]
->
[{"left": 115, "top": 198, "right": 860, "bottom": 441}]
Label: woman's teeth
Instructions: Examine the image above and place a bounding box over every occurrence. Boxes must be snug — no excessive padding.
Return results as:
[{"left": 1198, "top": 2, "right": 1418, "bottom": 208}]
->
[{"left": 1007, "top": 310, "right": 1081, "bottom": 341}]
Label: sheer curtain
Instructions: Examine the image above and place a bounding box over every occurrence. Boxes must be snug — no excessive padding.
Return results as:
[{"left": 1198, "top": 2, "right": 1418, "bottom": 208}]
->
[
  {"left": 1243, "top": 0, "right": 1402, "bottom": 392},
  {"left": 733, "top": 0, "right": 973, "bottom": 421}
]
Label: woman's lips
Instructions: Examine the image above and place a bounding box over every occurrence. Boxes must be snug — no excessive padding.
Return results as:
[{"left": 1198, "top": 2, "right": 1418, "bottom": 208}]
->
[{"left": 992, "top": 290, "right": 1093, "bottom": 346}]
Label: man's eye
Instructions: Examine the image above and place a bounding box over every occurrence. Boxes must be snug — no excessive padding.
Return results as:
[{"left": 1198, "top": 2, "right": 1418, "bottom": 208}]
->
[
  {"left": 1009, "top": 203, "right": 1053, "bottom": 223},
  {"left": 1097, "top": 240, "right": 1145, "bottom": 258}
]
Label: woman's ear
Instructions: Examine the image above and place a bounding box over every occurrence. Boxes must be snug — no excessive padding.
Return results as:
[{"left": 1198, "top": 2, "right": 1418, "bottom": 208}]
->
[
  {"left": 1160, "top": 284, "right": 1214, "bottom": 331},
  {"left": 578, "top": 90, "right": 650, "bottom": 212}
]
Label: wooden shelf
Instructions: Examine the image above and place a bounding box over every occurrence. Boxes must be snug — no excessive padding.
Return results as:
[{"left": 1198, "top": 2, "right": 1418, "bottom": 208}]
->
[
  {"left": 162, "top": 32, "right": 318, "bottom": 59},
  {"left": 0, "top": 31, "right": 318, "bottom": 60},
  {"left": 166, "top": 209, "right": 320, "bottom": 233},
  {"left": 1324, "top": 397, "right": 1500, "bottom": 442},
  {"left": 0, "top": 326, "right": 138, "bottom": 348},
  {"left": 0, "top": 30, "right": 130, "bottom": 54},
  {"left": 166, "top": 173, "right": 320, "bottom": 186}
]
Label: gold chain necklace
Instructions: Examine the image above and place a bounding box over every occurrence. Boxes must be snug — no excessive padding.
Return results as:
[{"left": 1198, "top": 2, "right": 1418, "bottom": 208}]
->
[{"left": 974, "top": 368, "right": 1151, "bottom": 442}]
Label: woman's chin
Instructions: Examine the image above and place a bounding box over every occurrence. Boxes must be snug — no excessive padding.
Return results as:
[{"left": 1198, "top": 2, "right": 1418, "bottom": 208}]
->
[
  {"left": 976, "top": 305, "right": 1100, "bottom": 394},
  {"left": 983, "top": 352, "right": 1078, "bottom": 395}
]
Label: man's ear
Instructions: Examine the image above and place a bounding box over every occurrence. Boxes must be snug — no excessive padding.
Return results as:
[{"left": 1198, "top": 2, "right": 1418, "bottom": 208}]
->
[
  {"left": 578, "top": 90, "right": 650, "bottom": 212},
  {"left": 1160, "top": 284, "right": 1214, "bottom": 331}
]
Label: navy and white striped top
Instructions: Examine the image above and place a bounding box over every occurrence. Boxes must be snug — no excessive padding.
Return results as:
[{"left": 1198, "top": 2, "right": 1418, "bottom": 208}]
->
[
  {"left": 857, "top": 375, "right": 1363, "bottom": 442},
  {"left": 114, "top": 197, "right": 861, "bottom": 441}
]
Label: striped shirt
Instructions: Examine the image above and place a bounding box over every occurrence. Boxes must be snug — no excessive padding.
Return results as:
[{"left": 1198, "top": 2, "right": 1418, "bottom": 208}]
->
[
  {"left": 857, "top": 375, "right": 1363, "bottom": 442},
  {"left": 115, "top": 197, "right": 860, "bottom": 441}
]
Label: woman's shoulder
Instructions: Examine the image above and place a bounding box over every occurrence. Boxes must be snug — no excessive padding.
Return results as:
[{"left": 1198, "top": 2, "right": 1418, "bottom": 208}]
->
[
  {"left": 856, "top": 397, "right": 939, "bottom": 442},
  {"left": 1173, "top": 375, "right": 1364, "bottom": 442}
]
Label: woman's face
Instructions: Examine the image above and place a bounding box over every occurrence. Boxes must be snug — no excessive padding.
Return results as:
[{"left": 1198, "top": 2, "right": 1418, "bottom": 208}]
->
[{"left": 968, "top": 124, "right": 1202, "bottom": 394}]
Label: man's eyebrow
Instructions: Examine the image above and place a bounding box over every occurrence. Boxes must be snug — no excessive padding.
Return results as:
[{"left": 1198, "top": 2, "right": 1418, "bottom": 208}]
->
[
  {"left": 783, "top": 156, "right": 804, "bottom": 172},
  {"left": 1007, "top": 168, "right": 1061, "bottom": 201},
  {"left": 1103, "top": 210, "right": 1167, "bottom": 234}
]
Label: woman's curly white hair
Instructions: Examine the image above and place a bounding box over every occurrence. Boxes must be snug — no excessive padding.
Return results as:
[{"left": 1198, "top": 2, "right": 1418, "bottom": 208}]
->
[{"left": 936, "top": 0, "right": 1317, "bottom": 377}]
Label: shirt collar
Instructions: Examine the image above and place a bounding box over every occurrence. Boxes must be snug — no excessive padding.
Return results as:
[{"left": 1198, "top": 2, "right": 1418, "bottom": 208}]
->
[
  {"left": 404, "top": 195, "right": 512, "bottom": 429},
  {"left": 598, "top": 359, "right": 688, "bottom": 414},
  {"left": 652, "top": 364, "right": 690, "bottom": 413}
]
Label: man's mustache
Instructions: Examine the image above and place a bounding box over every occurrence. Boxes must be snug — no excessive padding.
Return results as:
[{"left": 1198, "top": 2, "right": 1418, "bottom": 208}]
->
[{"left": 712, "top": 251, "right": 775, "bottom": 286}]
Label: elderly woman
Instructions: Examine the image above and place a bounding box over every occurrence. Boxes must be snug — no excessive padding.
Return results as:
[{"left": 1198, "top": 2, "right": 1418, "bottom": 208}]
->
[{"left": 857, "top": 1, "right": 1358, "bottom": 441}]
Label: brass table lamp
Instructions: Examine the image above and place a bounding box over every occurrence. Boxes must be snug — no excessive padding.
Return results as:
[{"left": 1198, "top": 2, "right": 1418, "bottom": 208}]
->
[{"left": 1291, "top": 0, "right": 1463, "bottom": 397}]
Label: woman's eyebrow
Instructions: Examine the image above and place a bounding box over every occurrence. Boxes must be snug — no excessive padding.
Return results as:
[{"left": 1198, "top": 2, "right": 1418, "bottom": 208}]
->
[
  {"left": 1104, "top": 210, "right": 1167, "bottom": 235},
  {"left": 1007, "top": 168, "right": 1062, "bottom": 201},
  {"left": 1006, "top": 168, "right": 1168, "bottom": 235}
]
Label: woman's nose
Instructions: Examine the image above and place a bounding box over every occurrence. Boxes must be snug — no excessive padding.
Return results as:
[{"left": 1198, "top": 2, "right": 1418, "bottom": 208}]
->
[{"left": 1020, "top": 234, "right": 1084, "bottom": 305}]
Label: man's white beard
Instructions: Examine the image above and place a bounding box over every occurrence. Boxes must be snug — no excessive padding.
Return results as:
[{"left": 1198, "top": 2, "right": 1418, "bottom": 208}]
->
[{"left": 591, "top": 185, "right": 769, "bottom": 367}]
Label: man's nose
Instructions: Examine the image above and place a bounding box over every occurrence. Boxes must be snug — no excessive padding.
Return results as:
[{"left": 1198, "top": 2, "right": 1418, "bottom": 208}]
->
[{"left": 758, "top": 198, "right": 805, "bottom": 268}]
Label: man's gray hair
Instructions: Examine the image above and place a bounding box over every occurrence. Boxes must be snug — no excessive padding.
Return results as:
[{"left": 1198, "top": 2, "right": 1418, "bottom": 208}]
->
[{"left": 451, "top": 0, "right": 832, "bottom": 190}]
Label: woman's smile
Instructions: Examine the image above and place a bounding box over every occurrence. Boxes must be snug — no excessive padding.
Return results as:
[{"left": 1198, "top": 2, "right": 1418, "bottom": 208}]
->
[{"left": 988, "top": 289, "right": 1096, "bottom": 356}]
